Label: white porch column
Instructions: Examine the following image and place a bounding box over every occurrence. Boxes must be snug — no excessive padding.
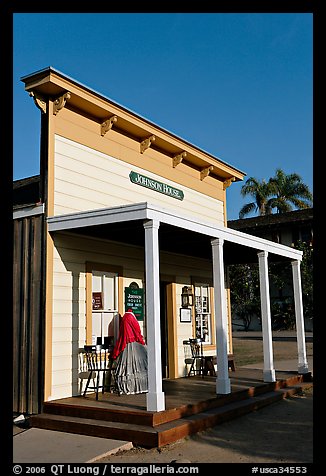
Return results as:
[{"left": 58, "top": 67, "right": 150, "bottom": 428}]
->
[
  {"left": 211, "top": 238, "right": 231, "bottom": 394},
  {"left": 291, "top": 260, "right": 309, "bottom": 374},
  {"left": 257, "top": 251, "right": 276, "bottom": 382},
  {"left": 143, "top": 219, "right": 165, "bottom": 411}
]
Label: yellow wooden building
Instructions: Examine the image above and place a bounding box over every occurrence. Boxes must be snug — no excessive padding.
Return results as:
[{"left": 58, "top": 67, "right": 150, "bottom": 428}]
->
[{"left": 13, "top": 67, "right": 308, "bottom": 414}]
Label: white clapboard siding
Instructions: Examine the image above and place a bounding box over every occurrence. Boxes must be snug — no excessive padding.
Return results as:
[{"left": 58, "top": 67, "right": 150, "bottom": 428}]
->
[
  {"left": 52, "top": 314, "right": 86, "bottom": 330},
  {"left": 52, "top": 286, "right": 86, "bottom": 302},
  {"left": 52, "top": 273, "right": 74, "bottom": 288},
  {"left": 52, "top": 355, "right": 75, "bottom": 372},
  {"left": 52, "top": 370, "right": 77, "bottom": 387},
  {"left": 52, "top": 327, "right": 73, "bottom": 342},
  {"left": 50, "top": 231, "right": 217, "bottom": 399},
  {"left": 52, "top": 341, "right": 74, "bottom": 357},
  {"left": 48, "top": 385, "right": 74, "bottom": 401},
  {"left": 51, "top": 300, "right": 86, "bottom": 315},
  {"left": 53, "top": 135, "right": 224, "bottom": 225}
]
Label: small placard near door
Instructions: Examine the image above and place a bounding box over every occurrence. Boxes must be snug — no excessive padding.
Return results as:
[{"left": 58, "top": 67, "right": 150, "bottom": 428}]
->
[
  {"left": 124, "top": 287, "right": 144, "bottom": 321},
  {"left": 92, "top": 292, "right": 103, "bottom": 310},
  {"left": 180, "top": 307, "right": 192, "bottom": 323}
]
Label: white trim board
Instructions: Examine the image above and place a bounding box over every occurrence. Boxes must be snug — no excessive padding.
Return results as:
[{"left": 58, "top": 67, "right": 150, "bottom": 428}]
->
[{"left": 47, "top": 202, "right": 302, "bottom": 261}]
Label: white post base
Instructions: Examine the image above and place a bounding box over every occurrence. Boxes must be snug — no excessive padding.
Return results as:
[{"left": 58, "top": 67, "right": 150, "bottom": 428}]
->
[
  {"left": 146, "top": 391, "right": 165, "bottom": 412},
  {"left": 216, "top": 378, "right": 231, "bottom": 394},
  {"left": 263, "top": 369, "right": 276, "bottom": 382},
  {"left": 298, "top": 363, "right": 309, "bottom": 374}
]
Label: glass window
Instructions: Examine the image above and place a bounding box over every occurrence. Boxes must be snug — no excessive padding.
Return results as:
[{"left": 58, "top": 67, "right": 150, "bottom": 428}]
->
[
  {"left": 92, "top": 271, "right": 119, "bottom": 345},
  {"left": 194, "top": 283, "right": 212, "bottom": 345}
]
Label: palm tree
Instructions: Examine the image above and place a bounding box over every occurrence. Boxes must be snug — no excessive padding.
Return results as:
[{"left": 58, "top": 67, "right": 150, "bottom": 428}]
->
[
  {"left": 238, "top": 169, "right": 313, "bottom": 218},
  {"left": 268, "top": 168, "right": 313, "bottom": 213},
  {"left": 239, "top": 177, "right": 275, "bottom": 218}
]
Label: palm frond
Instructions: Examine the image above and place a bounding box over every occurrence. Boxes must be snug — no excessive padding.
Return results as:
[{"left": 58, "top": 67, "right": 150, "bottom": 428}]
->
[{"left": 239, "top": 202, "right": 256, "bottom": 219}]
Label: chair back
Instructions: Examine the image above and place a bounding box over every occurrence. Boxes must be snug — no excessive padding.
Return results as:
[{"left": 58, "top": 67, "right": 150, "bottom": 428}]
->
[
  {"left": 84, "top": 345, "right": 111, "bottom": 371},
  {"left": 188, "top": 338, "right": 204, "bottom": 358}
]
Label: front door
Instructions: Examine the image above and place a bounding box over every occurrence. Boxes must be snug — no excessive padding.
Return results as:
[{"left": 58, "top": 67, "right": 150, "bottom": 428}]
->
[{"left": 160, "top": 282, "right": 168, "bottom": 378}]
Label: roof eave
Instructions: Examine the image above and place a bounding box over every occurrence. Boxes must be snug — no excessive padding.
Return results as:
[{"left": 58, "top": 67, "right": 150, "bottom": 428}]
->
[{"left": 21, "top": 67, "right": 246, "bottom": 183}]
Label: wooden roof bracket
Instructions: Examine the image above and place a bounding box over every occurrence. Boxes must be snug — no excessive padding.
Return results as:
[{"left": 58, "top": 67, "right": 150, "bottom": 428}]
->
[
  {"left": 53, "top": 91, "right": 71, "bottom": 115},
  {"left": 173, "top": 151, "right": 187, "bottom": 168},
  {"left": 101, "top": 115, "right": 118, "bottom": 136},
  {"left": 223, "top": 177, "right": 236, "bottom": 190},
  {"left": 29, "top": 91, "right": 47, "bottom": 114},
  {"left": 140, "top": 135, "right": 156, "bottom": 154},
  {"left": 200, "top": 165, "right": 213, "bottom": 181}
]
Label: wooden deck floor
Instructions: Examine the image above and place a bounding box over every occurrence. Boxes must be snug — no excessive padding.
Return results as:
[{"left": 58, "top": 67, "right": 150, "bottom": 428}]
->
[{"left": 52, "top": 368, "right": 294, "bottom": 412}]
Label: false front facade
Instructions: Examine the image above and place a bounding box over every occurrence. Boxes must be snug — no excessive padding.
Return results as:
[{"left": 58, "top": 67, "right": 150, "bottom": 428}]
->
[{"left": 13, "top": 67, "right": 309, "bottom": 414}]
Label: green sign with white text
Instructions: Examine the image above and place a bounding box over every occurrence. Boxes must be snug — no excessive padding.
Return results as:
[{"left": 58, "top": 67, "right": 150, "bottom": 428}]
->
[
  {"left": 124, "top": 287, "right": 144, "bottom": 321},
  {"left": 129, "top": 171, "right": 184, "bottom": 201}
]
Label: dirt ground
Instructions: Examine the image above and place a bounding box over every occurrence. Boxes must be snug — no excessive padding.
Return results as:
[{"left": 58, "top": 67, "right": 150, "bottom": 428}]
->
[
  {"left": 13, "top": 332, "right": 313, "bottom": 468},
  {"left": 97, "top": 332, "right": 314, "bottom": 465},
  {"left": 96, "top": 386, "right": 313, "bottom": 465}
]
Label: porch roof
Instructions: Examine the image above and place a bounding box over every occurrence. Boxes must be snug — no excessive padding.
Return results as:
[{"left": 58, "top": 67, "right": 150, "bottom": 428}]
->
[{"left": 47, "top": 202, "right": 302, "bottom": 263}]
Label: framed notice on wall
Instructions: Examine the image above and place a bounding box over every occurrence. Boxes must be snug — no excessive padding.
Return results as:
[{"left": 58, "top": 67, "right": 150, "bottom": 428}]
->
[
  {"left": 180, "top": 308, "right": 192, "bottom": 323},
  {"left": 92, "top": 292, "right": 103, "bottom": 310}
]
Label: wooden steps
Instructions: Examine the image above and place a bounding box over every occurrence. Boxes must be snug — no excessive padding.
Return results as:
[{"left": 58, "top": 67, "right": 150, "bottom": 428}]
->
[{"left": 29, "top": 376, "right": 312, "bottom": 448}]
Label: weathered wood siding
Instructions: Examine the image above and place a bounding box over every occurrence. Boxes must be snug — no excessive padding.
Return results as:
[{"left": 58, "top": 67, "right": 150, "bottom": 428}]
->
[{"left": 13, "top": 214, "right": 45, "bottom": 415}]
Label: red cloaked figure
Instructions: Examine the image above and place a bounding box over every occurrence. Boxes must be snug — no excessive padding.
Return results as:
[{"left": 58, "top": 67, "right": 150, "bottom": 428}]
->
[
  {"left": 111, "top": 310, "right": 148, "bottom": 395},
  {"left": 111, "top": 310, "right": 145, "bottom": 360}
]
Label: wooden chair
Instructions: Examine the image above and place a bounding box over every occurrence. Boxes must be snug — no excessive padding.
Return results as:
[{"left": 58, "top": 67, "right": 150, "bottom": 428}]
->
[
  {"left": 83, "top": 344, "right": 115, "bottom": 400},
  {"left": 183, "top": 338, "right": 205, "bottom": 377}
]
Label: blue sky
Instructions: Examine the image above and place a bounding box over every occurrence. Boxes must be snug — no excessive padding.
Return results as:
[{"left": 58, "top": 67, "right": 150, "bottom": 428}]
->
[{"left": 13, "top": 13, "right": 313, "bottom": 220}]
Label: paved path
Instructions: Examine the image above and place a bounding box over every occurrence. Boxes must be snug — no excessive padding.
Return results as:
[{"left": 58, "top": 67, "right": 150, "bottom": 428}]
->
[
  {"left": 233, "top": 330, "right": 313, "bottom": 342},
  {"left": 13, "top": 427, "right": 132, "bottom": 463},
  {"left": 241, "top": 357, "right": 313, "bottom": 374}
]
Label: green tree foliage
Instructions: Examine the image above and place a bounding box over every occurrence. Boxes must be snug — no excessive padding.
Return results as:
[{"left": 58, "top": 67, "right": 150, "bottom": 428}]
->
[
  {"left": 229, "top": 241, "right": 313, "bottom": 330},
  {"left": 269, "top": 261, "right": 296, "bottom": 330},
  {"left": 239, "top": 169, "right": 312, "bottom": 218},
  {"left": 268, "top": 169, "right": 313, "bottom": 213},
  {"left": 295, "top": 240, "right": 313, "bottom": 322},
  {"left": 228, "top": 264, "right": 261, "bottom": 331},
  {"left": 239, "top": 178, "right": 274, "bottom": 219}
]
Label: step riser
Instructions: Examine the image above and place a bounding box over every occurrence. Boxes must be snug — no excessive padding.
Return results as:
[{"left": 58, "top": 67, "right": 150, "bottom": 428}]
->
[
  {"left": 158, "top": 398, "right": 278, "bottom": 447},
  {"left": 30, "top": 415, "right": 158, "bottom": 448},
  {"left": 159, "top": 387, "right": 305, "bottom": 447},
  {"left": 42, "top": 404, "right": 155, "bottom": 426},
  {"left": 30, "top": 385, "right": 307, "bottom": 449}
]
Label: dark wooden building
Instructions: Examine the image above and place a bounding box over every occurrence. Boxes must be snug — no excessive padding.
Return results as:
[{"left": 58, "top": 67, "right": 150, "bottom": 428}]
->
[
  {"left": 228, "top": 208, "right": 313, "bottom": 248},
  {"left": 13, "top": 175, "right": 46, "bottom": 414}
]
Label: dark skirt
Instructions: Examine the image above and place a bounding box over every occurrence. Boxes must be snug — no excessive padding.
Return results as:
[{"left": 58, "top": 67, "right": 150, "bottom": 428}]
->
[{"left": 114, "top": 341, "right": 148, "bottom": 395}]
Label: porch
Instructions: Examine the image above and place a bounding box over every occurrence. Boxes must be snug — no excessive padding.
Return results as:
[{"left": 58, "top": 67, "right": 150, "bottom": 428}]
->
[
  {"left": 47, "top": 201, "right": 310, "bottom": 413},
  {"left": 30, "top": 368, "right": 312, "bottom": 448}
]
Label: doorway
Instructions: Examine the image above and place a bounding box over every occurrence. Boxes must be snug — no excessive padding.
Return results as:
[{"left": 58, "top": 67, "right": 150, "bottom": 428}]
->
[{"left": 160, "top": 282, "right": 168, "bottom": 378}]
